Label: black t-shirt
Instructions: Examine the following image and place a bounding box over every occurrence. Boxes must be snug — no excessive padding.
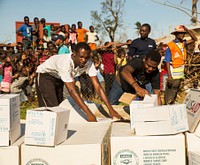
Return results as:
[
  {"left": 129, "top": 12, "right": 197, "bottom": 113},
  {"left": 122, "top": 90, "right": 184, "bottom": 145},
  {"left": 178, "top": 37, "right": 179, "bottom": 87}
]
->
[{"left": 119, "top": 58, "right": 160, "bottom": 93}]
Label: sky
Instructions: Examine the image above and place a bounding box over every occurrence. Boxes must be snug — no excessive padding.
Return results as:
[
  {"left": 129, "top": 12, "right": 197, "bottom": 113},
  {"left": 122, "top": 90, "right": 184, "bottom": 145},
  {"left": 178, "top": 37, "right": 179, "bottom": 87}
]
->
[{"left": 0, "top": 0, "right": 198, "bottom": 43}]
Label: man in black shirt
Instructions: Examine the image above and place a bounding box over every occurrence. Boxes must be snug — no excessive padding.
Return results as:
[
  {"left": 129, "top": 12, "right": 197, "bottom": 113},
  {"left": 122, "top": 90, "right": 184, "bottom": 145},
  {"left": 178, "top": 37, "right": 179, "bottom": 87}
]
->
[{"left": 108, "top": 50, "right": 162, "bottom": 105}]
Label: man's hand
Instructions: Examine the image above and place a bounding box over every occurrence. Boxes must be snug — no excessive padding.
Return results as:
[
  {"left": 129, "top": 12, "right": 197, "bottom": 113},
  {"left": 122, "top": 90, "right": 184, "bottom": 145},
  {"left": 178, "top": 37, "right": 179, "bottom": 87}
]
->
[
  {"left": 87, "top": 114, "right": 97, "bottom": 122},
  {"left": 135, "top": 86, "right": 150, "bottom": 97},
  {"left": 109, "top": 110, "right": 123, "bottom": 120}
]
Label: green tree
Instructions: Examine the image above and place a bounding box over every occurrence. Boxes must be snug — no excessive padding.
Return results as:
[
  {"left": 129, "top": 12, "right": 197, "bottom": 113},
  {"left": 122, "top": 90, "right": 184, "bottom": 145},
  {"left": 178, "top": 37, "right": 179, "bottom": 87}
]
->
[{"left": 91, "top": 0, "right": 126, "bottom": 42}]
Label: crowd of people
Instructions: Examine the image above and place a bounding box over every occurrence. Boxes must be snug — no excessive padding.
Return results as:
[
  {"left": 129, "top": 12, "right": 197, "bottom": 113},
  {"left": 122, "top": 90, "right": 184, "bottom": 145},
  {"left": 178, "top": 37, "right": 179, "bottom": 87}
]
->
[{"left": 0, "top": 16, "right": 198, "bottom": 121}]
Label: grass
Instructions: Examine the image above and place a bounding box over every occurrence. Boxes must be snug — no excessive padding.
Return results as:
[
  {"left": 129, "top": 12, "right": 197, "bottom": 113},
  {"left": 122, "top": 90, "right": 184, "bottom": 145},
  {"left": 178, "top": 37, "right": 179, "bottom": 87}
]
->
[
  {"left": 20, "top": 90, "right": 187, "bottom": 119},
  {"left": 20, "top": 100, "right": 38, "bottom": 119}
]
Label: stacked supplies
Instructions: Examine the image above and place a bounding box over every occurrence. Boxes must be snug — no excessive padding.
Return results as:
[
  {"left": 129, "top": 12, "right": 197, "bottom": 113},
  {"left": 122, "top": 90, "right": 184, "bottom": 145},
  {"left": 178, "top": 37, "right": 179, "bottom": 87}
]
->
[{"left": 0, "top": 94, "right": 22, "bottom": 165}]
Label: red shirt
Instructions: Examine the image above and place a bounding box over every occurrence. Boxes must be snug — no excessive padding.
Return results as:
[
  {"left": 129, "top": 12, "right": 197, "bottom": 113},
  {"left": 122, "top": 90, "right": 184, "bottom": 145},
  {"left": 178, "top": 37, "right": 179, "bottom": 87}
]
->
[{"left": 102, "top": 51, "right": 115, "bottom": 74}]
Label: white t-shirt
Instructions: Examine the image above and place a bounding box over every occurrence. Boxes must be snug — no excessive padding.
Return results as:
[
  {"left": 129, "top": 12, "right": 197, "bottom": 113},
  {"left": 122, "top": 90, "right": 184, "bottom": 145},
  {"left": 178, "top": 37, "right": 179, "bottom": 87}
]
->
[
  {"left": 86, "top": 32, "right": 97, "bottom": 43},
  {"left": 36, "top": 54, "right": 97, "bottom": 82}
]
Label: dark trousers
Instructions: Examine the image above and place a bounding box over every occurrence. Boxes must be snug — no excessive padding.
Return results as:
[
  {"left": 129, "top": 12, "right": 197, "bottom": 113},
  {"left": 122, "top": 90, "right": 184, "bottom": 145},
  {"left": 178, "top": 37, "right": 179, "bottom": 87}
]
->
[
  {"left": 164, "top": 79, "right": 181, "bottom": 104},
  {"left": 103, "top": 73, "right": 115, "bottom": 96},
  {"left": 36, "top": 73, "right": 64, "bottom": 107},
  {"left": 22, "top": 38, "right": 32, "bottom": 50}
]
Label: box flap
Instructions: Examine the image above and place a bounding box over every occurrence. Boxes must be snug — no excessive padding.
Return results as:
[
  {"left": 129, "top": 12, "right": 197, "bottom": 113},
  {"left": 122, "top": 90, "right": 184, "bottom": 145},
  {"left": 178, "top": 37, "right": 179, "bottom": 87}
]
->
[
  {"left": 132, "top": 104, "right": 188, "bottom": 135},
  {"left": 119, "top": 93, "right": 136, "bottom": 105},
  {"left": 184, "top": 89, "right": 200, "bottom": 132},
  {"left": 143, "top": 94, "right": 158, "bottom": 106}
]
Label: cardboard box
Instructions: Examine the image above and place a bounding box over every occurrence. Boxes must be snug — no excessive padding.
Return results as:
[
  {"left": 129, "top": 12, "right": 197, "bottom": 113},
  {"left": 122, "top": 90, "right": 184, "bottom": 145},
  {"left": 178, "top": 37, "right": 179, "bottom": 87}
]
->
[
  {"left": 111, "top": 122, "right": 186, "bottom": 165},
  {"left": 129, "top": 101, "right": 154, "bottom": 130},
  {"left": 22, "top": 123, "right": 111, "bottom": 165},
  {"left": 25, "top": 106, "right": 70, "bottom": 146},
  {"left": 188, "top": 151, "right": 200, "bottom": 165},
  {"left": 0, "top": 136, "right": 24, "bottom": 165},
  {"left": 184, "top": 89, "right": 200, "bottom": 132},
  {"left": 195, "top": 122, "right": 200, "bottom": 138},
  {"left": 0, "top": 123, "right": 21, "bottom": 146},
  {"left": 0, "top": 94, "right": 21, "bottom": 146},
  {"left": 59, "top": 97, "right": 101, "bottom": 123},
  {"left": 143, "top": 94, "right": 158, "bottom": 106},
  {"left": 119, "top": 92, "right": 136, "bottom": 105},
  {"left": 132, "top": 104, "right": 188, "bottom": 135},
  {"left": 59, "top": 97, "right": 130, "bottom": 122},
  {"left": 186, "top": 132, "right": 200, "bottom": 152}
]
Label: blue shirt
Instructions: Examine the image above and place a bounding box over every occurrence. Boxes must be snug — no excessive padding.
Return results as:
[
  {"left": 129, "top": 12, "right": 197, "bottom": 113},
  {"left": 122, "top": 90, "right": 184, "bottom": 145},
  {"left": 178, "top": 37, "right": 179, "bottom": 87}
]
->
[
  {"left": 17, "top": 24, "right": 32, "bottom": 40},
  {"left": 58, "top": 45, "right": 70, "bottom": 54},
  {"left": 128, "top": 37, "right": 156, "bottom": 58},
  {"left": 164, "top": 39, "right": 187, "bottom": 63}
]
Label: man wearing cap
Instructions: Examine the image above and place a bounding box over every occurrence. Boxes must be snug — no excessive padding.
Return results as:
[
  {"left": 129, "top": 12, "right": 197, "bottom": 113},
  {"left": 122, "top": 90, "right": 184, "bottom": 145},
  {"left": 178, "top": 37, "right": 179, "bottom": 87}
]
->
[
  {"left": 164, "top": 25, "right": 197, "bottom": 104},
  {"left": 53, "top": 35, "right": 70, "bottom": 54}
]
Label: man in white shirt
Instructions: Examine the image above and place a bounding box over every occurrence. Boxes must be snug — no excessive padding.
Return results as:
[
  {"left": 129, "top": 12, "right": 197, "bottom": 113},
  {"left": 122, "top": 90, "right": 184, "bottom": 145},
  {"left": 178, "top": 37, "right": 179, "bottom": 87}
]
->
[{"left": 36, "top": 42, "right": 121, "bottom": 122}]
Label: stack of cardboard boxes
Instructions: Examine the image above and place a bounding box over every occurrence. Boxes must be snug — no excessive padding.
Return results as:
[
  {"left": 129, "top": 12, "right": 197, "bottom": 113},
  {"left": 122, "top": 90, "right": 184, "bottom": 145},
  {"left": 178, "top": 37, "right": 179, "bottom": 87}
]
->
[
  {"left": 111, "top": 94, "right": 188, "bottom": 165},
  {"left": 184, "top": 89, "right": 200, "bottom": 165},
  {"left": 0, "top": 94, "right": 22, "bottom": 165},
  {"left": 0, "top": 89, "right": 199, "bottom": 165},
  {"left": 22, "top": 122, "right": 111, "bottom": 165},
  {"left": 110, "top": 89, "right": 200, "bottom": 165},
  {"left": 21, "top": 105, "right": 112, "bottom": 165}
]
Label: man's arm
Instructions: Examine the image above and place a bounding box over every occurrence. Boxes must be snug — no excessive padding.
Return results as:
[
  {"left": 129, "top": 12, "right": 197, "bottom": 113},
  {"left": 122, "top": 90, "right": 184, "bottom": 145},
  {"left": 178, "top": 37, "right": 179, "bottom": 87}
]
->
[
  {"left": 183, "top": 26, "right": 197, "bottom": 45},
  {"left": 153, "top": 89, "right": 162, "bottom": 105},
  {"left": 121, "top": 65, "right": 150, "bottom": 97},
  {"left": 164, "top": 48, "right": 173, "bottom": 86},
  {"left": 64, "top": 81, "right": 97, "bottom": 122},
  {"left": 16, "top": 25, "right": 24, "bottom": 37},
  {"left": 90, "top": 76, "right": 122, "bottom": 119},
  {"left": 127, "top": 40, "right": 136, "bottom": 61},
  {"left": 85, "top": 33, "right": 88, "bottom": 43},
  {"left": 95, "top": 34, "right": 99, "bottom": 41},
  {"left": 16, "top": 30, "right": 23, "bottom": 37}
]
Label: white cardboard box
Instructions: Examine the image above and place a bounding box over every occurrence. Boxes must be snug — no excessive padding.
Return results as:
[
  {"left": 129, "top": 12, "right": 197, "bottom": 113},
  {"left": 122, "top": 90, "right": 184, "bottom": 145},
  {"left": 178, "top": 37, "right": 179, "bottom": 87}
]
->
[
  {"left": 0, "top": 123, "right": 21, "bottom": 146},
  {"left": 186, "top": 132, "right": 200, "bottom": 152},
  {"left": 0, "top": 136, "right": 24, "bottom": 165},
  {"left": 25, "top": 106, "right": 70, "bottom": 146},
  {"left": 132, "top": 104, "right": 188, "bottom": 135},
  {"left": 186, "top": 133, "right": 200, "bottom": 164},
  {"left": 111, "top": 122, "right": 186, "bottom": 165},
  {"left": 22, "top": 123, "right": 111, "bottom": 165},
  {"left": 143, "top": 94, "right": 158, "bottom": 106},
  {"left": 129, "top": 101, "right": 154, "bottom": 130},
  {"left": 184, "top": 89, "right": 200, "bottom": 132},
  {"left": 0, "top": 94, "right": 21, "bottom": 146},
  {"left": 130, "top": 94, "right": 158, "bottom": 130},
  {"left": 195, "top": 122, "right": 200, "bottom": 138},
  {"left": 59, "top": 97, "right": 100, "bottom": 123},
  {"left": 188, "top": 151, "right": 200, "bottom": 165}
]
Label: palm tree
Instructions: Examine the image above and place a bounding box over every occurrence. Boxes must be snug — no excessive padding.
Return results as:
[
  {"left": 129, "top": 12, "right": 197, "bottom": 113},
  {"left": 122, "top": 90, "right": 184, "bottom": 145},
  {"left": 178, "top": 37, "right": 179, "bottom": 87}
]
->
[
  {"left": 191, "top": 0, "right": 199, "bottom": 24},
  {"left": 134, "top": 22, "right": 141, "bottom": 36}
]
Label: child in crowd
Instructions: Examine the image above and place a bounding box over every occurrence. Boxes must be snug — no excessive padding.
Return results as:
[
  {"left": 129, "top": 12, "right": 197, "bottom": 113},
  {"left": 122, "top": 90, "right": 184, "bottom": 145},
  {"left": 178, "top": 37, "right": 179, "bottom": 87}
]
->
[
  {"left": 50, "top": 24, "right": 58, "bottom": 40},
  {"left": 85, "top": 25, "right": 99, "bottom": 50},
  {"left": 0, "top": 56, "right": 3, "bottom": 83},
  {"left": 157, "top": 42, "right": 168, "bottom": 91},
  {"left": 92, "top": 51, "right": 105, "bottom": 92},
  {"left": 116, "top": 48, "right": 127, "bottom": 75},
  {"left": 0, "top": 56, "right": 13, "bottom": 93},
  {"left": 69, "top": 24, "right": 78, "bottom": 52},
  {"left": 42, "top": 29, "right": 52, "bottom": 49}
]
